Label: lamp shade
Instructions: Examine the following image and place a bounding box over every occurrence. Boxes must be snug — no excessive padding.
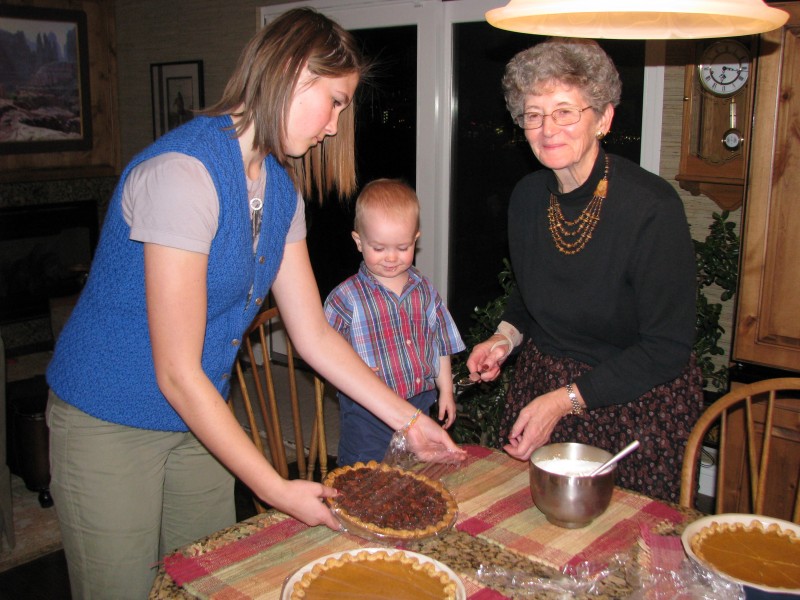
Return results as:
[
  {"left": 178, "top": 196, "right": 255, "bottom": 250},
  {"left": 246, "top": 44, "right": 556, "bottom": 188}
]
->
[{"left": 485, "top": 0, "right": 789, "bottom": 39}]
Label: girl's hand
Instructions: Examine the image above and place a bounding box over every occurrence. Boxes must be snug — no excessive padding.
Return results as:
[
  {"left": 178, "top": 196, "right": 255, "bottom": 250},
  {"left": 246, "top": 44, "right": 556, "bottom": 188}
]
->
[
  {"left": 264, "top": 479, "right": 341, "bottom": 530},
  {"left": 406, "top": 414, "right": 467, "bottom": 463}
]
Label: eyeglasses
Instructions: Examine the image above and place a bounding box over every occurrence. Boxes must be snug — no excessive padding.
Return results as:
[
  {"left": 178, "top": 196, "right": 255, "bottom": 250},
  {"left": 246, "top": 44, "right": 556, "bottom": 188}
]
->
[{"left": 515, "top": 106, "right": 592, "bottom": 130}]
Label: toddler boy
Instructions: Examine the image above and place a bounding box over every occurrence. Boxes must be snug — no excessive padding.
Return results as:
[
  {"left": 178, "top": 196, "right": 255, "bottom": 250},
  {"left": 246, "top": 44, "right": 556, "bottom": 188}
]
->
[{"left": 324, "top": 179, "right": 465, "bottom": 465}]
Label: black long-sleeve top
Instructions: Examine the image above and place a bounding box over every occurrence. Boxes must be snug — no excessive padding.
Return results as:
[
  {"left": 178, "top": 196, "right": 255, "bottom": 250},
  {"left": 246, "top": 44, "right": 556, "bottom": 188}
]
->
[{"left": 501, "top": 149, "right": 696, "bottom": 409}]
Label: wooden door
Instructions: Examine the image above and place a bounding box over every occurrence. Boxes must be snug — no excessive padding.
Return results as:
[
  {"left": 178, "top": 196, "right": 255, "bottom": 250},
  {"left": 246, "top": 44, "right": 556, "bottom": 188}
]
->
[{"left": 734, "top": 3, "right": 800, "bottom": 372}]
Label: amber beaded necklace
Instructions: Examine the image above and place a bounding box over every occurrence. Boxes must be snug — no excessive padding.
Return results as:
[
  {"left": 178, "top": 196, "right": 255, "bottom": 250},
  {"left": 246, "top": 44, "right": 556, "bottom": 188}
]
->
[{"left": 547, "top": 156, "right": 609, "bottom": 255}]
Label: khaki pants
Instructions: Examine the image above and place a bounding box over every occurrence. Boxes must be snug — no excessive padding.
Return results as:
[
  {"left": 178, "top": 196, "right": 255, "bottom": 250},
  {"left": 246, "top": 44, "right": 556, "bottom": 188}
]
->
[{"left": 47, "top": 392, "right": 235, "bottom": 599}]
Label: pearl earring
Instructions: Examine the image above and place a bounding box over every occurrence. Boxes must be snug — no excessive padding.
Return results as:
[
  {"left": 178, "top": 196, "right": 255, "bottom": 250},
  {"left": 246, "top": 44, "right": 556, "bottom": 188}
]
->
[{"left": 596, "top": 131, "right": 605, "bottom": 140}]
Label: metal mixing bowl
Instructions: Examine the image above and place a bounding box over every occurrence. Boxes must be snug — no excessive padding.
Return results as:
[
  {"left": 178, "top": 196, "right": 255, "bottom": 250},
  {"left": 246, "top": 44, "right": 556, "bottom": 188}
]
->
[{"left": 529, "top": 442, "right": 616, "bottom": 529}]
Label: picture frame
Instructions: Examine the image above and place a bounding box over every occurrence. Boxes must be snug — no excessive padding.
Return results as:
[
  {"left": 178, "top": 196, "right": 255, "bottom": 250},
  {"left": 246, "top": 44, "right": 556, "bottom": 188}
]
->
[
  {"left": 0, "top": 5, "right": 93, "bottom": 154},
  {"left": 150, "top": 60, "right": 205, "bottom": 139}
]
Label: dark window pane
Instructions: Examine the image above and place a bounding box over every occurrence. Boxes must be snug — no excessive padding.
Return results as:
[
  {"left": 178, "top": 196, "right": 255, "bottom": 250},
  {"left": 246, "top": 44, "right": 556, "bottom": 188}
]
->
[
  {"left": 447, "top": 22, "right": 644, "bottom": 332},
  {"left": 305, "top": 25, "right": 417, "bottom": 301}
]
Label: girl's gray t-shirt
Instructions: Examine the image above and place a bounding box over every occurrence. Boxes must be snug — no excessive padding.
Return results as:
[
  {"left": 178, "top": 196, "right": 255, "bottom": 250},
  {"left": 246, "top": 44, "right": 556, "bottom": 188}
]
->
[{"left": 122, "top": 152, "right": 306, "bottom": 253}]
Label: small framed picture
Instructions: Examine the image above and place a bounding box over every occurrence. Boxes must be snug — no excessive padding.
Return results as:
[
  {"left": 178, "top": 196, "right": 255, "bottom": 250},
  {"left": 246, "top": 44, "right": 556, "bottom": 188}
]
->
[{"left": 150, "top": 60, "right": 204, "bottom": 139}]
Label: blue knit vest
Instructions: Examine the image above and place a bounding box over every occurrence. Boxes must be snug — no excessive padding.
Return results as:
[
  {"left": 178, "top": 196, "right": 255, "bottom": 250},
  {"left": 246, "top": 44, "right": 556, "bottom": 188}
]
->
[{"left": 46, "top": 115, "right": 296, "bottom": 431}]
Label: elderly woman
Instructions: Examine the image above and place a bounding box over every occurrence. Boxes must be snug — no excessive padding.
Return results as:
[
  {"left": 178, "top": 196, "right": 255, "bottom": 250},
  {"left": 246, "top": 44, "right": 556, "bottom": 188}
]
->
[{"left": 466, "top": 38, "right": 702, "bottom": 502}]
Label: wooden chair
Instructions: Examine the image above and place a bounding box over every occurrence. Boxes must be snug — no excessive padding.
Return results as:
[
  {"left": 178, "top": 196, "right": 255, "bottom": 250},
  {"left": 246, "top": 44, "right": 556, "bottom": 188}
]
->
[
  {"left": 680, "top": 377, "right": 800, "bottom": 523},
  {"left": 230, "top": 307, "right": 328, "bottom": 511}
]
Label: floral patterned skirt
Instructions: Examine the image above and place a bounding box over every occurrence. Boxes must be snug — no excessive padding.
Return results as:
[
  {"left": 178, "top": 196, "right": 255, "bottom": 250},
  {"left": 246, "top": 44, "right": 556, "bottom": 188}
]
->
[{"left": 500, "top": 341, "right": 703, "bottom": 503}]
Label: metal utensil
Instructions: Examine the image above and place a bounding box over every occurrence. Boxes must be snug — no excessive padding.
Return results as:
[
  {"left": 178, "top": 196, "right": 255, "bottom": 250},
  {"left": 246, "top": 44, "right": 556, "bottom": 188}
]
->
[
  {"left": 588, "top": 440, "right": 640, "bottom": 477},
  {"left": 455, "top": 376, "right": 479, "bottom": 389}
]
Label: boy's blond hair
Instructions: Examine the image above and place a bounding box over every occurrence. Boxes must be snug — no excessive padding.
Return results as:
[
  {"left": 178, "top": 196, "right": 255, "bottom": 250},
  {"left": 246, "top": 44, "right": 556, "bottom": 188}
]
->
[{"left": 354, "top": 178, "right": 420, "bottom": 234}]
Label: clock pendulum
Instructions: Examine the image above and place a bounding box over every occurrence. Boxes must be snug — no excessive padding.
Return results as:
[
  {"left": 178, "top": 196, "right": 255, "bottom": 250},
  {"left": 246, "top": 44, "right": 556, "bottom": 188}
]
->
[{"left": 698, "top": 39, "right": 751, "bottom": 153}]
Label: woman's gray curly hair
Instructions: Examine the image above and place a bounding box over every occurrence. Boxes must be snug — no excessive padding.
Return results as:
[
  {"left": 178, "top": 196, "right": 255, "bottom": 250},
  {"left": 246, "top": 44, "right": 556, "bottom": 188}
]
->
[{"left": 502, "top": 38, "right": 621, "bottom": 121}]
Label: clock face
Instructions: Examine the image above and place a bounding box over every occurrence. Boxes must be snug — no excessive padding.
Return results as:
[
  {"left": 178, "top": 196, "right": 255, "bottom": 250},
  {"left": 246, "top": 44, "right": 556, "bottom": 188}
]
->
[{"left": 698, "top": 40, "right": 750, "bottom": 97}]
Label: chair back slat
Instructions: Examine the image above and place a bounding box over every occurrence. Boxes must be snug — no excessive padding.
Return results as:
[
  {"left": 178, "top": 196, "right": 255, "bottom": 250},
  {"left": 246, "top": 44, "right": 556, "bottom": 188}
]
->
[
  {"left": 306, "top": 376, "right": 330, "bottom": 481},
  {"left": 744, "top": 398, "right": 756, "bottom": 508},
  {"left": 754, "top": 393, "right": 776, "bottom": 515},
  {"left": 285, "top": 336, "right": 307, "bottom": 479},
  {"left": 252, "top": 321, "right": 289, "bottom": 478},
  {"left": 713, "top": 413, "right": 726, "bottom": 515},
  {"left": 794, "top": 478, "right": 800, "bottom": 523},
  {"left": 235, "top": 359, "right": 265, "bottom": 457}
]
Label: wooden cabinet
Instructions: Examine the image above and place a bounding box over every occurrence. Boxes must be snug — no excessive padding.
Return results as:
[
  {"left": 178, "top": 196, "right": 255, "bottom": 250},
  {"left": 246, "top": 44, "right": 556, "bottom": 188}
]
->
[{"left": 733, "top": 3, "right": 800, "bottom": 373}]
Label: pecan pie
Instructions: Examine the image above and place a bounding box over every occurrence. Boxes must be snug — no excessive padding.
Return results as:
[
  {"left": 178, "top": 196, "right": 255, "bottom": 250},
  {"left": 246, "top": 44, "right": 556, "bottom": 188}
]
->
[
  {"left": 690, "top": 519, "right": 800, "bottom": 589},
  {"left": 323, "top": 461, "right": 458, "bottom": 541},
  {"left": 289, "top": 549, "right": 458, "bottom": 600}
]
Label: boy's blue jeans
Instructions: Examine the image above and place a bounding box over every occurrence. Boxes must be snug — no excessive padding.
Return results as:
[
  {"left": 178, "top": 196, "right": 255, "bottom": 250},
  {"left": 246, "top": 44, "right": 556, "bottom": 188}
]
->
[{"left": 336, "top": 389, "right": 437, "bottom": 466}]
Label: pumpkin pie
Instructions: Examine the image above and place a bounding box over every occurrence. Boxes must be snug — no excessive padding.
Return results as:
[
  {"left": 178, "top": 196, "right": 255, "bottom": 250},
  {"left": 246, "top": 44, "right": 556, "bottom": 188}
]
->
[
  {"left": 690, "top": 519, "right": 800, "bottom": 589},
  {"left": 289, "top": 549, "right": 458, "bottom": 599},
  {"left": 323, "top": 461, "right": 457, "bottom": 541}
]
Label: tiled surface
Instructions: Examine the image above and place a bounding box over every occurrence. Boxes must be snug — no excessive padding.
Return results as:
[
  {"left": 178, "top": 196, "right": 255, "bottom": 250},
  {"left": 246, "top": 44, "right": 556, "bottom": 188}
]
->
[{"left": 0, "top": 476, "right": 60, "bottom": 574}]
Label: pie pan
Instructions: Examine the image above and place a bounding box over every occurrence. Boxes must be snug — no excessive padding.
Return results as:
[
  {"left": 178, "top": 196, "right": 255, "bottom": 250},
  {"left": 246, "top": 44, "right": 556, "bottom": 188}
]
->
[
  {"left": 280, "top": 547, "right": 466, "bottom": 600},
  {"left": 324, "top": 461, "right": 458, "bottom": 543},
  {"left": 681, "top": 513, "right": 800, "bottom": 595}
]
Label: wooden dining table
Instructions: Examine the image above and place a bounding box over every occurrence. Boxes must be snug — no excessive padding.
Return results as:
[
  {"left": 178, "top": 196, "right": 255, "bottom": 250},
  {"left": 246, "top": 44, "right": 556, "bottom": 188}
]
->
[{"left": 150, "top": 445, "right": 701, "bottom": 599}]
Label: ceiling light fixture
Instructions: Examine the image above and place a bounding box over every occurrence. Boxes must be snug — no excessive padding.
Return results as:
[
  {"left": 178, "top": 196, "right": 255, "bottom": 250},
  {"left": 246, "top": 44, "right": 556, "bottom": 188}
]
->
[{"left": 485, "top": 0, "right": 789, "bottom": 39}]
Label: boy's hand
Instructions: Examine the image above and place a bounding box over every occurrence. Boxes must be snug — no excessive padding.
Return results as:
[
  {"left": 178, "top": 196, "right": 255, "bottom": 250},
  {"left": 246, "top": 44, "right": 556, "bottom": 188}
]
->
[{"left": 437, "top": 394, "right": 456, "bottom": 429}]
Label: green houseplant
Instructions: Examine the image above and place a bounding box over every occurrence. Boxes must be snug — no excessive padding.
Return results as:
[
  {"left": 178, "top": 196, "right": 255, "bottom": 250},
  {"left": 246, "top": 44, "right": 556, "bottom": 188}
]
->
[
  {"left": 450, "top": 211, "right": 739, "bottom": 447},
  {"left": 450, "top": 260, "right": 516, "bottom": 448},
  {"left": 693, "top": 210, "right": 739, "bottom": 392}
]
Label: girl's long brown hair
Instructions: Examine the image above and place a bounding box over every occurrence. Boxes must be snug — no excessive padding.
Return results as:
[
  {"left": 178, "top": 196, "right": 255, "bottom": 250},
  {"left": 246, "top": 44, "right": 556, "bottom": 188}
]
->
[{"left": 204, "top": 8, "right": 370, "bottom": 201}]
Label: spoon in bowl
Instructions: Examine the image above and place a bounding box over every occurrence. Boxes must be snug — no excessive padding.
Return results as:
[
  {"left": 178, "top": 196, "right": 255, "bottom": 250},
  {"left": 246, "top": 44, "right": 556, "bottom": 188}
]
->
[{"left": 589, "top": 440, "right": 640, "bottom": 476}]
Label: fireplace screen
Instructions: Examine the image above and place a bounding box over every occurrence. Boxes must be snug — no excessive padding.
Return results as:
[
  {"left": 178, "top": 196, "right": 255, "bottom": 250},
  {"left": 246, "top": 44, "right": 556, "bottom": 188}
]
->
[{"left": 0, "top": 200, "right": 98, "bottom": 327}]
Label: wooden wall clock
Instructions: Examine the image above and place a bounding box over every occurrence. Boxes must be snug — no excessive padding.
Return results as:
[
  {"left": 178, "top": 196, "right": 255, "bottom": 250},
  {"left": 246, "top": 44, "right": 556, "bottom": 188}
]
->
[{"left": 676, "top": 37, "right": 757, "bottom": 210}]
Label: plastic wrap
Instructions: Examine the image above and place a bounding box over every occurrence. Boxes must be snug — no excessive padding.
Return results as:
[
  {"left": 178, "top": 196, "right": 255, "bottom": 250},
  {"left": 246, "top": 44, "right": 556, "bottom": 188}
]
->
[
  {"left": 627, "top": 556, "right": 745, "bottom": 600},
  {"left": 473, "top": 553, "right": 745, "bottom": 599},
  {"left": 382, "top": 415, "right": 466, "bottom": 470},
  {"left": 475, "top": 555, "right": 629, "bottom": 598}
]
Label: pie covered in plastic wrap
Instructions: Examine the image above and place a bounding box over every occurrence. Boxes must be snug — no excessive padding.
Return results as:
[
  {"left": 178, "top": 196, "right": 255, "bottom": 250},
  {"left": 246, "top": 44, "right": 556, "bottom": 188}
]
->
[
  {"left": 323, "top": 461, "right": 457, "bottom": 541},
  {"left": 289, "top": 549, "right": 458, "bottom": 599},
  {"left": 690, "top": 518, "right": 800, "bottom": 589}
]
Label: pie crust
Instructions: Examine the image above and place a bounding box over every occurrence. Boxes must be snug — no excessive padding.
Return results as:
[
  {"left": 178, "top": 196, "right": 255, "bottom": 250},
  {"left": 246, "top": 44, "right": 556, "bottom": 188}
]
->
[
  {"left": 323, "top": 461, "right": 458, "bottom": 541},
  {"left": 690, "top": 519, "right": 800, "bottom": 589},
  {"left": 289, "top": 549, "right": 458, "bottom": 599}
]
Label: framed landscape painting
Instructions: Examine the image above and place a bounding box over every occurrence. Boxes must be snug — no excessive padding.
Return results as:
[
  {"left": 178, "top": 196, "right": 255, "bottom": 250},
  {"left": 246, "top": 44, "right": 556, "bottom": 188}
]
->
[{"left": 0, "top": 5, "right": 92, "bottom": 154}]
